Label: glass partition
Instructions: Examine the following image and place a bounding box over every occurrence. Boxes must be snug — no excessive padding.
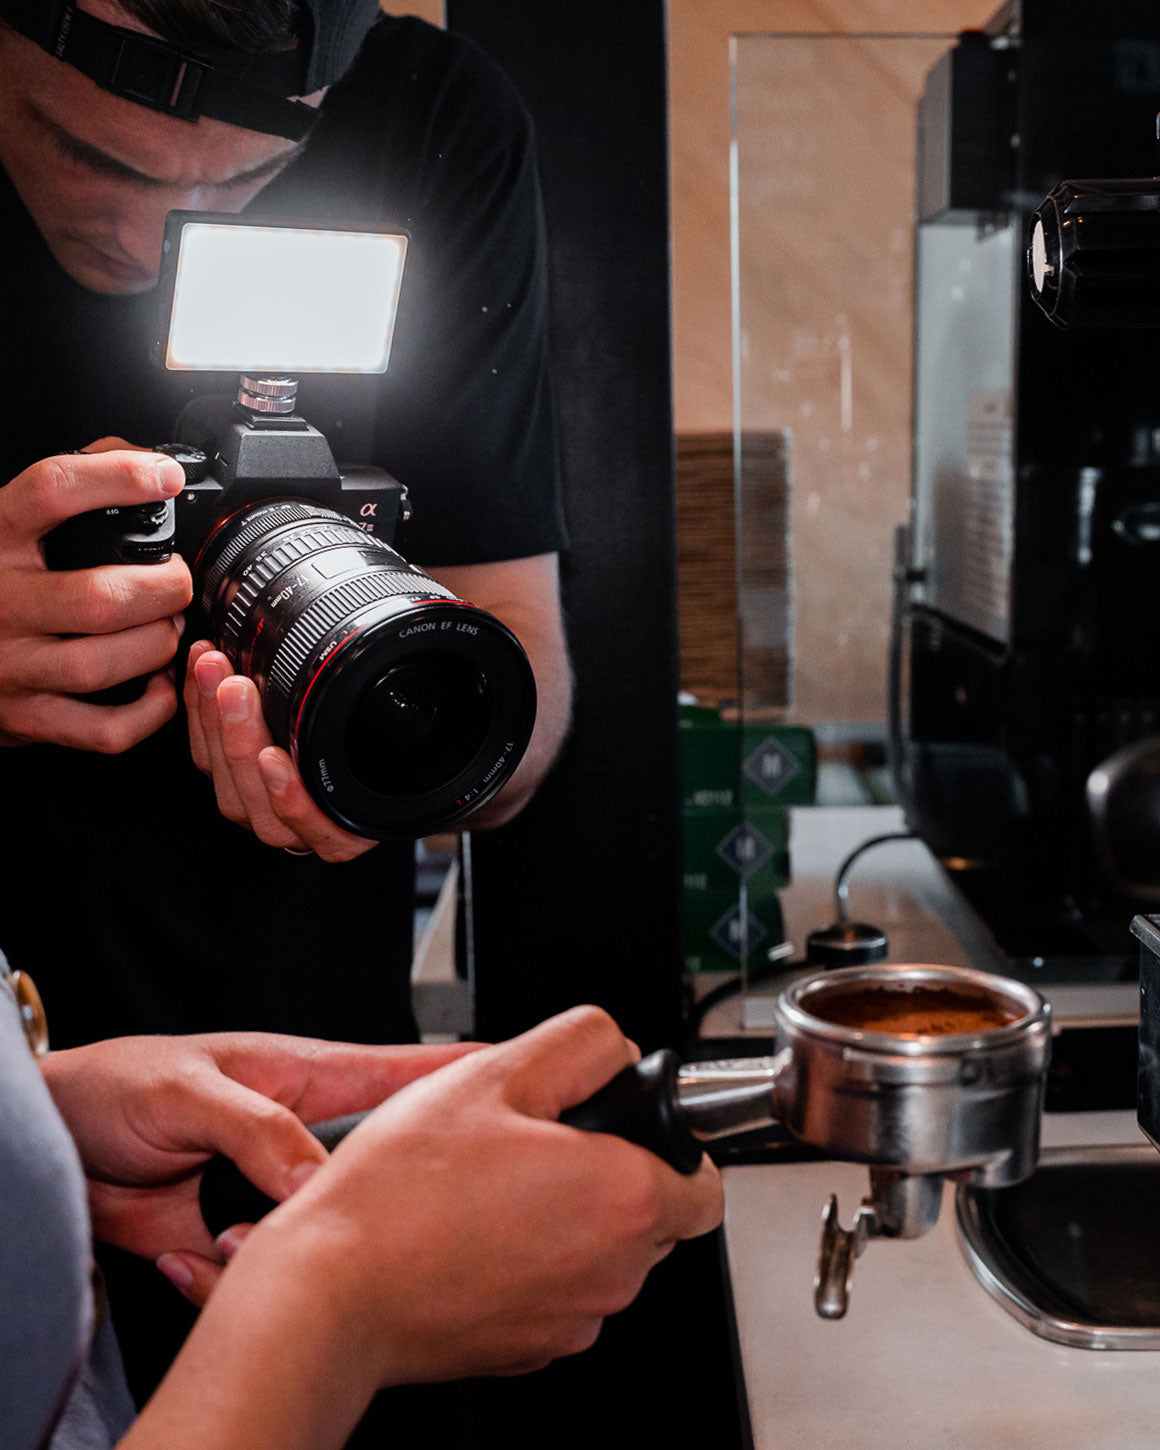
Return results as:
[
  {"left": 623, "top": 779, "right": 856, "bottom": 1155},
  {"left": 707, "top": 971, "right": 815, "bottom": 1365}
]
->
[{"left": 728, "top": 32, "right": 954, "bottom": 1015}]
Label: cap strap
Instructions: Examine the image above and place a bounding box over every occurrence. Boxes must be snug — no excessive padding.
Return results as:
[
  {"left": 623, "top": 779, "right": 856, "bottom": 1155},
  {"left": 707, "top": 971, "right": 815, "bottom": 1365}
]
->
[{"left": 2, "top": 1, "right": 321, "bottom": 140}]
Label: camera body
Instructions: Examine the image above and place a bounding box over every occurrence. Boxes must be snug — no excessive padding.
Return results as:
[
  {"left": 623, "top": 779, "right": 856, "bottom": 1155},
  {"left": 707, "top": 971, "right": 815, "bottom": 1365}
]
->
[
  {"left": 45, "top": 382, "right": 538, "bottom": 841},
  {"left": 45, "top": 388, "right": 410, "bottom": 571}
]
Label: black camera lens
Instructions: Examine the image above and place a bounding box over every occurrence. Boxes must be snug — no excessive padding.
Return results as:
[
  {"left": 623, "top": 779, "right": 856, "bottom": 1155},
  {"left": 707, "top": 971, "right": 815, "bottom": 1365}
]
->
[
  {"left": 194, "top": 499, "right": 536, "bottom": 839},
  {"left": 345, "top": 655, "right": 491, "bottom": 796}
]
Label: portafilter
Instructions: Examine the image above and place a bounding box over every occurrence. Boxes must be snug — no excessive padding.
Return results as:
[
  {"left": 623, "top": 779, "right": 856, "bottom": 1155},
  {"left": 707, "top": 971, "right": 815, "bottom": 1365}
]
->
[{"left": 200, "top": 962, "right": 1051, "bottom": 1319}]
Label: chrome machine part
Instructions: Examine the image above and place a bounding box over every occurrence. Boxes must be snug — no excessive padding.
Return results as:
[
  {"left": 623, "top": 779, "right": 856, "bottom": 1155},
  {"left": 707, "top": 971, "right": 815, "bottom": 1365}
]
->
[
  {"left": 669, "top": 964, "right": 1051, "bottom": 1318},
  {"left": 776, "top": 964, "right": 1050, "bottom": 1317},
  {"left": 815, "top": 1169, "right": 945, "bottom": 1320},
  {"left": 674, "top": 1050, "right": 793, "bottom": 1140}
]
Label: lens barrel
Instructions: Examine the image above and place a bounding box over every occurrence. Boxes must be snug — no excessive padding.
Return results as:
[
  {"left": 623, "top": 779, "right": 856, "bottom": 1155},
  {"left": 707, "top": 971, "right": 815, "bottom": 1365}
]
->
[{"left": 195, "top": 499, "right": 537, "bottom": 839}]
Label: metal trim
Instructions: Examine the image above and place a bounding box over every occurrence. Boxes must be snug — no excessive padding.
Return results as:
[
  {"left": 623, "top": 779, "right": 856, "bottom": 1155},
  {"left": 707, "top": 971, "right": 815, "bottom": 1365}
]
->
[{"left": 956, "top": 1143, "right": 1160, "bottom": 1350}]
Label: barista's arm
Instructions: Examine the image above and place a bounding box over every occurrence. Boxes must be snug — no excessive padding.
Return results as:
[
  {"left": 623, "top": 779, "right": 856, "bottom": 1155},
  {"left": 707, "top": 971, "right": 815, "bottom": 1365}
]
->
[{"left": 184, "top": 552, "right": 569, "bottom": 859}]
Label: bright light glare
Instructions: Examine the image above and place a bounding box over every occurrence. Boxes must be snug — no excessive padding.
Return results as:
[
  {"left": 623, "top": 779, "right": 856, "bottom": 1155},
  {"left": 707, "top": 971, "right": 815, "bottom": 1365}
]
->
[{"left": 165, "top": 223, "right": 407, "bottom": 372}]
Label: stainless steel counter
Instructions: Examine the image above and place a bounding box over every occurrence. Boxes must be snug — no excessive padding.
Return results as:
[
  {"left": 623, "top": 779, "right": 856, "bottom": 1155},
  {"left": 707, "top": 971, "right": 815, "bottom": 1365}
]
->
[{"left": 713, "top": 807, "right": 1159, "bottom": 1449}]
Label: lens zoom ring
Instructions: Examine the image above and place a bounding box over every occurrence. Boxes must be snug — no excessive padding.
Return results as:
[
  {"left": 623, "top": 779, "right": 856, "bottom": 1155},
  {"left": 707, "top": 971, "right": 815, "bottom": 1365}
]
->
[
  {"left": 199, "top": 503, "right": 344, "bottom": 608},
  {"left": 267, "top": 570, "right": 459, "bottom": 712},
  {"left": 220, "top": 525, "right": 359, "bottom": 650}
]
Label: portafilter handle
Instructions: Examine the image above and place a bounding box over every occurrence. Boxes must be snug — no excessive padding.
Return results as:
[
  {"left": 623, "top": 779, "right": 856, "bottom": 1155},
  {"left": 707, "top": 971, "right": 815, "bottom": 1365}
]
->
[{"left": 199, "top": 1049, "right": 790, "bottom": 1238}]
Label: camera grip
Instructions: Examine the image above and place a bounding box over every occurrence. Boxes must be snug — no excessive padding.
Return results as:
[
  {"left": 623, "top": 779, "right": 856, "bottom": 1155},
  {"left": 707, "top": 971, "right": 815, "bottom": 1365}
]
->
[
  {"left": 43, "top": 494, "right": 180, "bottom": 706},
  {"left": 198, "top": 1050, "right": 703, "bottom": 1239}
]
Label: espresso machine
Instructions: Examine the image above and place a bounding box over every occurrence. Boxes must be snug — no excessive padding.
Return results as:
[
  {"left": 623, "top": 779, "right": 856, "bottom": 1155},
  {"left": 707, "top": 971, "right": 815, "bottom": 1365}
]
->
[{"left": 897, "top": 0, "right": 1160, "bottom": 978}]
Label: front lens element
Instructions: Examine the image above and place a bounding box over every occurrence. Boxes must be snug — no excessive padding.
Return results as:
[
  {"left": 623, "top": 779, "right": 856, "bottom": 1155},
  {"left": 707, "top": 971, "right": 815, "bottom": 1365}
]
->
[{"left": 346, "top": 654, "right": 492, "bottom": 796}]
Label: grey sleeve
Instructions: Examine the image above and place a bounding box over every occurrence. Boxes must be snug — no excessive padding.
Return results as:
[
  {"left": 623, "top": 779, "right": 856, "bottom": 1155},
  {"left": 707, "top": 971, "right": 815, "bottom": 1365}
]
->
[{"left": 0, "top": 956, "right": 135, "bottom": 1450}]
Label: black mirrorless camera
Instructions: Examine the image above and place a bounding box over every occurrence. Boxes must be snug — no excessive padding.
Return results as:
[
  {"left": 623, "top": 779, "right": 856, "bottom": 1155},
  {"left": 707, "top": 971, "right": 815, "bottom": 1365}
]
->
[{"left": 45, "top": 214, "right": 536, "bottom": 841}]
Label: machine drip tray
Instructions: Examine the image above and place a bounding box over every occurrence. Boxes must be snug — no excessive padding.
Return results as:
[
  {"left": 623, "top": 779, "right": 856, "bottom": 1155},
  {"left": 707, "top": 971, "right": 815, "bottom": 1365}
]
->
[{"left": 956, "top": 1144, "right": 1160, "bottom": 1349}]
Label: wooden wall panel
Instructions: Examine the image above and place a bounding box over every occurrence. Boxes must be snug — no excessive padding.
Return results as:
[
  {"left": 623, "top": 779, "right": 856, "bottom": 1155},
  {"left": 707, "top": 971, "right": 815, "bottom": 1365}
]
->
[
  {"left": 670, "top": 1, "right": 1000, "bottom": 727},
  {"left": 669, "top": 0, "right": 998, "bottom": 431}
]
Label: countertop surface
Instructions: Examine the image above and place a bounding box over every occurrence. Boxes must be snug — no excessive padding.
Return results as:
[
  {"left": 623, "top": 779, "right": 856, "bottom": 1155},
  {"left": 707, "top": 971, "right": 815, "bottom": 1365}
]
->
[
  {"left": 715, "top": 806, "right": 1159, "bottom": 1449},
  {"left": 724, "top": 1112, "right": 1159, "bottom": 1450},
  {"left": 702, "top": 805, "right": 1139, "bottom": 1036}
]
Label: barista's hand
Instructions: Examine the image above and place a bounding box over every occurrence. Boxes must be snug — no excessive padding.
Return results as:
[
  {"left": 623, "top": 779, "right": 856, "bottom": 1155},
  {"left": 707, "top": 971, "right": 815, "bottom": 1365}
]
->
[
  {"left": 40, "top": 1031, "right": 479, "bottom": 1278},
  {"left": 184, "top": 642, "right": 378, "bottom": 861},
  {"left": 180, "top": 1007, "right": 724, "bottom": 1383},
  {"left": 0, "top": 440, "right": 191, "bottom": 750}
]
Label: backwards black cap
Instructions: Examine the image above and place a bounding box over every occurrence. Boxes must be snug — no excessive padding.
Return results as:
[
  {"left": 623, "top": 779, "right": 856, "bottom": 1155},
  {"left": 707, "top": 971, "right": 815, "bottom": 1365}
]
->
[{"left": 0, "top": 0, "right": 382, "bottom": 140}]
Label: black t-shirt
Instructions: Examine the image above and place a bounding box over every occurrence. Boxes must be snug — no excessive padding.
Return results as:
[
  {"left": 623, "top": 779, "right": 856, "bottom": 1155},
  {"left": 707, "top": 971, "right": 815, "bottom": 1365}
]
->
[{"left": 0, "top": 16, "right": 565, "bottom": 1051}]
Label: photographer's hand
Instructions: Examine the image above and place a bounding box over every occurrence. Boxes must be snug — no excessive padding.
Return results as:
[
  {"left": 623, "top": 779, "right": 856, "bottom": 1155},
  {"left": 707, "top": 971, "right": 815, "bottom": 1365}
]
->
[
  {"left": 0, "top": 442, "right": 191, "bottom": 750},
  {"left": 184, "top": 641, "right": 378, "bottom": 860}
]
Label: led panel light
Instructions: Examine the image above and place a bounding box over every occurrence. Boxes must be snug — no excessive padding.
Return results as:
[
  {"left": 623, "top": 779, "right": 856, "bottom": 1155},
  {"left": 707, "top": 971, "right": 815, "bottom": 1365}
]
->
[{"left": 160, "top": 216, "right": 408, "bottom": 373}]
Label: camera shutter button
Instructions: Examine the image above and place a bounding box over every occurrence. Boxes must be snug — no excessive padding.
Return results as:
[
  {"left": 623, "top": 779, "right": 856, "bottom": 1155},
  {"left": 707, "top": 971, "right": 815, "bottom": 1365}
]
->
[{"left": 155, "top": 444, "right": 210, "bottom": 485}]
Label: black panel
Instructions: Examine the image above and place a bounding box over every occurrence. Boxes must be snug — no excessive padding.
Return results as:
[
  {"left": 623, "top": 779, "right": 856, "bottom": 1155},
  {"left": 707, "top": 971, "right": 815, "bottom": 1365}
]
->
[
  {"left": 429, "top": 11, "right": 746, "bottom": 1450},
  {"left": 448, "top": 0, "right": 684, "bottom": 1052}
]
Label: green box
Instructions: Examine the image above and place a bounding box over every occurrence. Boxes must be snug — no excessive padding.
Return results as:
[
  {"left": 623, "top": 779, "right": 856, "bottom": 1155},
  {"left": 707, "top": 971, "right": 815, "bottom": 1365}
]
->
[
  {"left": 681, "top": 806, "right": 790, "bottom": 895},
  {"left": 679, "top": 703, "right": 816, "bottom": 812},
  {"left": 682, "top": 887, "right": 785, "bottom": 974}
]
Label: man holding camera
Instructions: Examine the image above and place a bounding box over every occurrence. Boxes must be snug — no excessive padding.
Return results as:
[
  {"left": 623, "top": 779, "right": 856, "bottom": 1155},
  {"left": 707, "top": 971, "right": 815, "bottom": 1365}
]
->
[
  {"left": 0, "top": 0, "right": 580, "bottom": 1427},
  {"left": 0, "top": 0, "right": 571, "bottom": 1041}
]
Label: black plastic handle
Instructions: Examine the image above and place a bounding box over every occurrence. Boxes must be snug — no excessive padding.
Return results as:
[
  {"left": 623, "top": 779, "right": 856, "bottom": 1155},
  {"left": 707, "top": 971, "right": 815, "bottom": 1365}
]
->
[
  {"left": 558, "top": 1048, "right": 703, "bottom": 1173},
  {"left": 198, "top": 1049, "right": 702, "bottom": 1239},
  {"left": 199, "top": 1111, "right": 365, "bottom": 1239}
]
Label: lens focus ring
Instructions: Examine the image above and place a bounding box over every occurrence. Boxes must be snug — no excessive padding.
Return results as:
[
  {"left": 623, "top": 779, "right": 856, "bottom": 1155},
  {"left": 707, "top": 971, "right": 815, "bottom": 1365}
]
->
[{"left": 219, "top": 523, "right": 360, "bottom": 655}]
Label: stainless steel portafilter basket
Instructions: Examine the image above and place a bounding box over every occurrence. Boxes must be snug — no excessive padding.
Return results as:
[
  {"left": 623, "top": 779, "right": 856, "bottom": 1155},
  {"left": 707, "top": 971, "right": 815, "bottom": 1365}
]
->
[{"left": 671, "top": 963, "right": 1052, "bottom": 1317}]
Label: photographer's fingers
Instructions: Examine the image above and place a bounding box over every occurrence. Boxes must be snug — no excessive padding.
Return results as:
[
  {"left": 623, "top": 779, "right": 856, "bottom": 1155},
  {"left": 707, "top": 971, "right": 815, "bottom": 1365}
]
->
[
  {"left": 214, "top": 677, "right": 308, "bottom": 850},
  {"left": 4, "top": 557, "right": 191, "bottom": 639},
  {"left": 0, "top": 612, "right": 183, "bottom": 748},
  {"left": 189, "top": 649, "right": 256, "bottom": 829},
  {"left": 0, "top": 669, "right": 180, "bottom": 752},
  {"left": 255, "top": 747, "right": 378, "bottom": 862},
  {"left": 0, "top": 450, "right": 189, "bottom": 751},
  {"left": 189, "top": 650, "right": 376, "bottom": 860},
  {"left": 184, "top": 641, "right": 216, "bottom": 774},
  {"left": 0, "top": 448, "right": 184, "bottom": 545},
  {"left": 15, "top": 616, "right": 184, "bottom": 694}
]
